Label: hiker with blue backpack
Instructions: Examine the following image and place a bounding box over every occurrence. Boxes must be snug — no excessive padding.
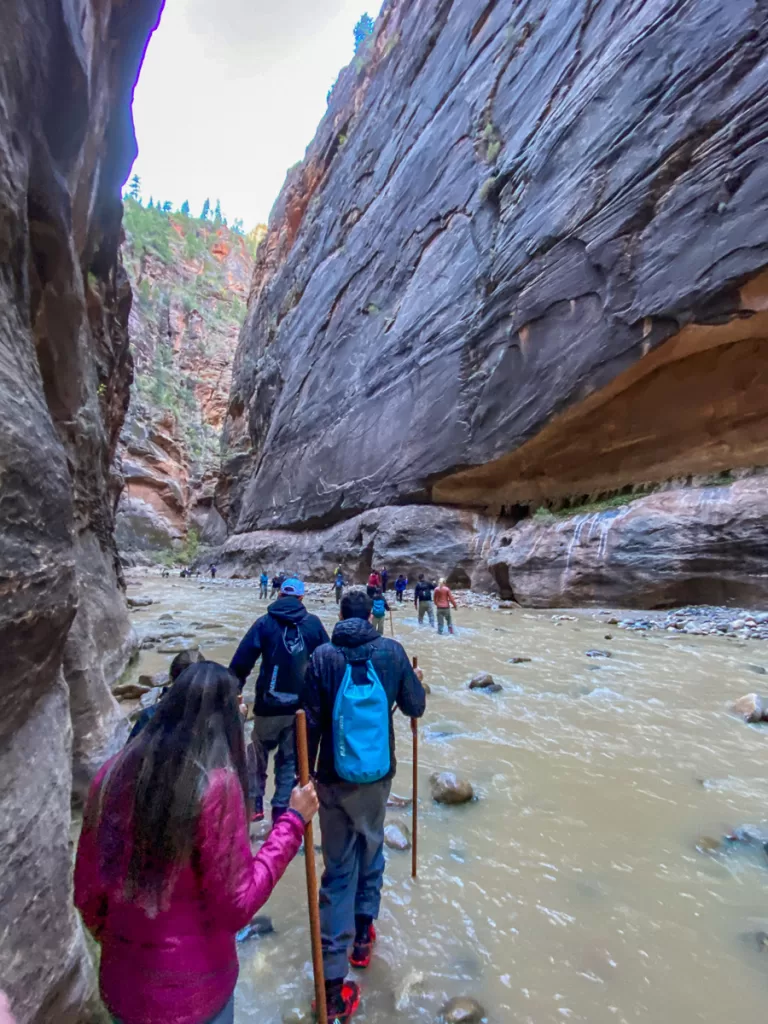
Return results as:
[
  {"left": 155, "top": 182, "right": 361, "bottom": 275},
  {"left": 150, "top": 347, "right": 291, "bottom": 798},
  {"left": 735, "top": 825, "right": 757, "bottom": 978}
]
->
[
  {"left": 370, "top": 587, "right": 390, "bottom": 635},
  {"left": 302, "top": 589, "right": 426, "bottom": 1023},
  {"left": 230, "top": 578, "right": 329, "bottom": 824}
]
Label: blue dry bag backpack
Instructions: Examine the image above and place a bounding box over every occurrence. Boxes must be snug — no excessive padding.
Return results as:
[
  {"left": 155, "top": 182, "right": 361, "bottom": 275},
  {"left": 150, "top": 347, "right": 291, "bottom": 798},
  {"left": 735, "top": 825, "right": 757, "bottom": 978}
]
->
[
  {"left": 332, "top": 654, "right": 391, "bottom": 783},
  {"left": 372, "top": 597, "right": 386, "bottom": 618}
]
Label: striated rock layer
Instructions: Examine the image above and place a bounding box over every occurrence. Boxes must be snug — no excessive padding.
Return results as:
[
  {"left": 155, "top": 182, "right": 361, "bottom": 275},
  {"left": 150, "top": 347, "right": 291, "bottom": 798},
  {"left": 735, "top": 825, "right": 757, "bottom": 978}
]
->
[
  {"left": 213, "top": 505, "right": 506, "bottom": 591},
  {"left": 489, "top": 477, "right": 768, "bottom": 608},
  {"left": 220, "top": 0, "right": 768, "bottom": 535},
  {"left": 0, "top": 1, "right": 162, "bottom": 1020}
]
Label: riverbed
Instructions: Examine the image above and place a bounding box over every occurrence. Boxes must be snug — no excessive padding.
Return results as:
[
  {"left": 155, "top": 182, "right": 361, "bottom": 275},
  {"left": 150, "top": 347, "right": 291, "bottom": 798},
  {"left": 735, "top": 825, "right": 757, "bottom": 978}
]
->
[{"left": 124, "top": 573, "right": 768, "bottom": 1023}]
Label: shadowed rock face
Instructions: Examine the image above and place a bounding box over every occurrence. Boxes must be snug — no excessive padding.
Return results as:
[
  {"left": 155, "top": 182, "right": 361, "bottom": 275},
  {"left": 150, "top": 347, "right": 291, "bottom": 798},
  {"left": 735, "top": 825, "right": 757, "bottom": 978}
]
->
[
  {"left": 220, "top": 0, "right": 768, "bottom": 533},
  {"left": 489, "top": 477, "right": 768, "bottom": 608},
  {"left": 0, "top": 1, "right": 163, "bottom": 1019}
]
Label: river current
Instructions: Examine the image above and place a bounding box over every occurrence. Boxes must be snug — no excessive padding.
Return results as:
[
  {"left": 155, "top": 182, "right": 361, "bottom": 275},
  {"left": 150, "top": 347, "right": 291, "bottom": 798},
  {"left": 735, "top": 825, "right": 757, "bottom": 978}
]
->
[{"left": 125, "top": 574, "right": 768, "bottom": 1023}]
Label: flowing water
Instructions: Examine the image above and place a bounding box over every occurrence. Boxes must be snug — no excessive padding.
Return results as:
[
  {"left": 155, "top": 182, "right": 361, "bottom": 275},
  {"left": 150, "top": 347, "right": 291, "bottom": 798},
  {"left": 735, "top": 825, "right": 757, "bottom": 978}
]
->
[{"left": 125, "top": 574, "right": 768, "bottom": 1024}]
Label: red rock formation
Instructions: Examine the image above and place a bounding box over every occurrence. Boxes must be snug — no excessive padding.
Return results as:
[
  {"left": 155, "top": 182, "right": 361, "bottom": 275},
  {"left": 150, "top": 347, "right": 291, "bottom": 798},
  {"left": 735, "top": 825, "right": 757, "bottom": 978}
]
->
[{"left": 117, "top": 210, "right": 254, "bottom": 557}]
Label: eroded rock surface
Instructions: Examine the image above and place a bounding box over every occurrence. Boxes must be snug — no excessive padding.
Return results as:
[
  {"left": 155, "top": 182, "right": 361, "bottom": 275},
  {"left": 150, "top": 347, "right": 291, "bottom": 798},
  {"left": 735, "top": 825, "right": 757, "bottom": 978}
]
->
[
  {"left": 220, "top": 0, "right": 768, "bottom": 535},
  {"left": 489, "top": 477, "right": 768, "bottom": 608},
  {"left": 209, "top": 504, "right": 506, "bottom": 587},
  {"left": 0, "top": 0, "right": 162, "bottom": 1018}
]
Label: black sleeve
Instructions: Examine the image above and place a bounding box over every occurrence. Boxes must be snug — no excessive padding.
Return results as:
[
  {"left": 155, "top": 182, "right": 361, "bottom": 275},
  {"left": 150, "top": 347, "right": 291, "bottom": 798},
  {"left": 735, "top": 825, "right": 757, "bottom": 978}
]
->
[
  {"left": 229, "top": 621, "right": 262, "bottom": 690},
  {"left": 302, "top": 651, "right": 323, "bottom": 773},
  {"left": 394, "top": 644, "right": 426, "bottom": 719}
]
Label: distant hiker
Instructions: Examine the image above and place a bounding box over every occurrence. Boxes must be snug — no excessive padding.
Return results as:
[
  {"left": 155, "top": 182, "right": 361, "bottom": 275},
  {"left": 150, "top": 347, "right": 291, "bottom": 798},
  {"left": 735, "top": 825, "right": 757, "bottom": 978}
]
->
[
  {"left": 302, "top": 590, "right": 426, "bottom": 1023},
  {"left": 394, "top": 574, "right": 407, "bottom": 603},
  {"left": 271, "top": 573, "right": 281, "bottom": 597},
  {"left": 434, "top": 578, "right": 458, "bottom": 635},
  {"left": 333, "top": 571, "right": 345, "bottom": 605},
  {"left": 127, "top": 649, "right": 205, "bottom": 742},
  {"left": 209, "top": 563, "right": 217, "bottom": 579},
  {"left": 259, "top": 571, "right": 269, "bottom": 599},
  {"left": 334, "top": 565, "right": 343, "bottom": 579},
  {"left": 366, "top": 570, "right": 381, "bottom": 598},
  {"left": 75, "top": 660, "right": 318, "bottom": 1024},
  {"left": 161, "top": 568, "right": 170, "bottom": 578},
  {"left": 380, "top": 567, "right": 388, "bottom": 592},
  {"left": 180, "top": 568, "right": 188, "bottom": 578},
  {"left": 371, "top": 588, "right": 390, "bottom": 635},
  {"left": 230, "top": 578, "right": 329, "bottom": 823},
  {"left": 414, "top": 574, "right": 436, "bottom": 627}
]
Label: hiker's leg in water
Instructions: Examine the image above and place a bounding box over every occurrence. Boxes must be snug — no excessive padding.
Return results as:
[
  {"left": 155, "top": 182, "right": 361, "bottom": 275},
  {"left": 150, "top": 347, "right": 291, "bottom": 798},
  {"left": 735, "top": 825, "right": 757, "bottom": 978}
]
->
[
  {"left": 418, "top": 601, "right": 425, "bottom": 625},
  {"left": 437, "top": 608, "right": 447, "bottom": 634},
  {"left": 319, "top": 784, "right": 359, "bottom": 982},
  {"left": 352, "top": 779, "right": 391, "bottom": 922},
  {"left": 250, "top": 719, "right": 273, "bottom": 806},
  {"left": 427, "top": 600, "right": 436, "bottom": 627},
  {"left": 272, "top": 716, "right": 298, "bottom": 815}
]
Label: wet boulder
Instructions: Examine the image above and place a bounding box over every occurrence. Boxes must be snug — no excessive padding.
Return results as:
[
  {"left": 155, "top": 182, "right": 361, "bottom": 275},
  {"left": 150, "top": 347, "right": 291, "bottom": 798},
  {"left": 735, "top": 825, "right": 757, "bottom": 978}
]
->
[
  {"left": 112, "top": 682, "right": 152, "bottom": 701},
  {"left": 438, "top": 996, "right": 486, "bottom": 1023},
  {"left": 430, "top": 772, "right": 474, "bottom": 805},
  {"left": 469, "top": 672, "right": 500, "bottom": 691},
  {"left": 384, "top": 822, "right": 412, "bottom": 851},
  {"left": 732, "top": 694, "right": 768, "bottom": 723},
  {"left": 127, "top": 595, "right": 154, "bottom": 608},
  {"left": 387, "top": 793, "right": 413, "bottom": 809},
  {"left": 138, "top": 671, "right": 168, "bottom": 689},
  {"left": 158, "top": 612, "right": 174, "bottom": 621}
]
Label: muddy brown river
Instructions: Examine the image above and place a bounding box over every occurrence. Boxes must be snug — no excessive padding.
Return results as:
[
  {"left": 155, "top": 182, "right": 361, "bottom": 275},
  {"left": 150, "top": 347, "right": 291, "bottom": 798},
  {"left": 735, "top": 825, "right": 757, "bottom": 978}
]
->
[{"left": 124, "top": 574, "right": 768, "bottom": 1023}]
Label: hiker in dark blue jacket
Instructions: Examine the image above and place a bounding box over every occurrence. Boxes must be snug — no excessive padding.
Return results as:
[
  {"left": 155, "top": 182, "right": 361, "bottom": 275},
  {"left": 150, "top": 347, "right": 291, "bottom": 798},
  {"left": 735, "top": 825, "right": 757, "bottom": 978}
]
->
[
  {"left": 230, "top": 578, "right": 329, "bottom": 823},
  {"left": 302, "top": 589, "right": 425, "bottom": 1023}
]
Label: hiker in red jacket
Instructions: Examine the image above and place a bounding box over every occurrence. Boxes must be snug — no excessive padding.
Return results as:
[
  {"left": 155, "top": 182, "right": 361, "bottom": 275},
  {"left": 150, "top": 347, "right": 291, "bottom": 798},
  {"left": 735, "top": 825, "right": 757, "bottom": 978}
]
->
[
  {"left": 74, "top": 660, "right": 318, "bottom": 1024},
  {"left": 366, "top": 570, "right": 381, "bottom": 598}
]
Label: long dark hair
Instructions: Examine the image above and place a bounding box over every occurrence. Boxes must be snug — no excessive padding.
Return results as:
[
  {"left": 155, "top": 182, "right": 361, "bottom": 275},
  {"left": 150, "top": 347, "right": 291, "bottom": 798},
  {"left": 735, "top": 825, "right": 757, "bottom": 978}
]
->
[{"left": 91, "top": 660, "right": 247, "bottom": 914}]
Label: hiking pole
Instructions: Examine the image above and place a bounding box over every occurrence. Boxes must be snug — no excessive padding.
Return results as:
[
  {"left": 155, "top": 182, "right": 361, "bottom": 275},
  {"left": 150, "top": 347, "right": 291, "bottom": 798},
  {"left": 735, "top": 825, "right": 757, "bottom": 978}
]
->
[
  {"left": 411, "top": 656, "right": 419, "bottom": 880},
  {"left": 389, "top": 608, "right": 395, "bottom": 636},
  {"left": 295, "top": 710, "right": 327, "bottom": 1024}
]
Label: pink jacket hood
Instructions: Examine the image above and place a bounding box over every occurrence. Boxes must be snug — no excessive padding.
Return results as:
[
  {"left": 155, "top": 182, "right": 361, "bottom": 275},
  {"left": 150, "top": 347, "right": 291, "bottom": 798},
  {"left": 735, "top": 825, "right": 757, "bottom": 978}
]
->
[{"left": 74, "top": 758, "right": 303, "bottom": 1024}]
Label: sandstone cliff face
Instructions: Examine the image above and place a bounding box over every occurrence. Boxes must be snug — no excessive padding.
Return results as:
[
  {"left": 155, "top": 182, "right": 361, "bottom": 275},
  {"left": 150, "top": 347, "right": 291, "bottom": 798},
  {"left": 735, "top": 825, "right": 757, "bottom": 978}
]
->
[
  {"left": 489, "top": 475, "right": 768, "bottom": 608},
  {"left": 214, "top": 505, "right": 507, "bottom": 590},
  {"left": 116, "top": 205, "right": 255, "bottom": 558},
  {"left": 0, "top": 2, "right": 162, "bottom": 1020},
  {"left": 220, "top": 0, "right": 768, "bottom": 534}
]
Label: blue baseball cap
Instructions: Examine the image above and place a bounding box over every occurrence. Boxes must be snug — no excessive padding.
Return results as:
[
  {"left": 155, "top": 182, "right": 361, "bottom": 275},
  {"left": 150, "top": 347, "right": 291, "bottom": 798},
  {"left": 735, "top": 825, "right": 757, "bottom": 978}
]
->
[{"left": 280, "top": 577, "right": 305, "bottom": 596}]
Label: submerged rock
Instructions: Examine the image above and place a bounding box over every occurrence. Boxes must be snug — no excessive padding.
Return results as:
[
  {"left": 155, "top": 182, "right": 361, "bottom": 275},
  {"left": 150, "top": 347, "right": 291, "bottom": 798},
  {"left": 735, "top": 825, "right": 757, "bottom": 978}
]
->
[
  {"left": 430, "top": 773, "right": 474, "bottom": 805},
  {"left": 469, "top": 672, "right": 496, "bottom": 689},
  {"left": 127, "top": 595, "right": 154, "bottom": 608},
  {"left": 157, "top": 641, "right": 200, "bottom": 655},
  {"left": 236, "top": 915, "right": 275, "bottom": 942},
  {"left": 438, "top": 996, "right": 486, "bottom": 1023},
  {"left": 384, "top": 822, "right": 412, "bottom": 851},
  {"left": 387, "top": 793, "right": 413, "bottom": 809},
  {"left": 508, "top": 656, "right": 531, "bottom": 664},
  {"left": 394, "top": 969, "right": 425, "bottom": 1011},
  {"left": 732, "top": 694, "right": 768, "bottom": 723},
  {"left": 586, "top": 649, "right": 612, "bottom": 659}
]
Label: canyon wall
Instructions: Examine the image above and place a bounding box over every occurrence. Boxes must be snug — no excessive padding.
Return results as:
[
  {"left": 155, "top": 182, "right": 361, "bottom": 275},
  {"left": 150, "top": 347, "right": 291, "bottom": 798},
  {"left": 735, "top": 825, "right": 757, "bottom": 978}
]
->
[
  {"left": 219, "top": 0, "right": 768, "bottom": 563},
  {"left": 0, "top": 1, "right": 162, "bottom": 1020},
  {"left": 116, "top": 206, "right": 255, "bottom": 560}
]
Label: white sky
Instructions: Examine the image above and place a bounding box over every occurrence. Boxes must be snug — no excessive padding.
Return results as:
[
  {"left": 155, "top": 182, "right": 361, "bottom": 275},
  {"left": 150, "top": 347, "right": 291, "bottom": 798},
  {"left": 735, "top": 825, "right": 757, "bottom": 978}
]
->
[{"left": 130, "top": 0, "right": 383, "bottom": 229}]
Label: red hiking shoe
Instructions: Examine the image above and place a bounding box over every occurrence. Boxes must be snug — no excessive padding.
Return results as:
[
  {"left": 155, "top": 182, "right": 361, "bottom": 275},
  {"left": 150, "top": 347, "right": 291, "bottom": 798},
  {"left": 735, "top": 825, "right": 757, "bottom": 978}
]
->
[
  {"left": 349, "top": 924, "right": 376, "bottom": 969},
  {"left": 250, "top": 798, "right": 264, "bottom": 823},
  {"left": 315, "top": 980, "right": 360, "bottom": 1023}
]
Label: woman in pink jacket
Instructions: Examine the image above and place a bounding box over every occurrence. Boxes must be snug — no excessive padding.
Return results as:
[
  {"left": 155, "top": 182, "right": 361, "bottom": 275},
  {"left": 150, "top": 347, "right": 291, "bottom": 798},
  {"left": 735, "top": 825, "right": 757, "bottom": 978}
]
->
[{"left": 74, "top": 660, "right": 317, "bottom": 1024}]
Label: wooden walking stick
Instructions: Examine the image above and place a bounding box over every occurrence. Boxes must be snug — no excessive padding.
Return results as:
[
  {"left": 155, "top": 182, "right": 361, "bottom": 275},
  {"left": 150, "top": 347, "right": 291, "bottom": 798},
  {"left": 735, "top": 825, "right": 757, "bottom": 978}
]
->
[
  {"left": 389, "top": 608, "right": 395, "bottom": 636},
  {"left": 295, "top": 710, "right": 327, "bottom": 1024},
  {"left": 411, "top": 656, "right": 419, "bottom": 880}
]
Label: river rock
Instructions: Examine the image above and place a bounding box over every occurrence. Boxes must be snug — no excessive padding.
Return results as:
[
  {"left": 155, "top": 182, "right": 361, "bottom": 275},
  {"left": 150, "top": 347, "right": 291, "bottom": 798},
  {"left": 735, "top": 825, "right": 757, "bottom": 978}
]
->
[
  {"left": 509, "top": 657, "right": 531, "bottom": 664},
  {"left": 112, "top": 683, "right": 153, "bottom": 701},
  {"left": 430, "top": 773, "right": 474, "bottom": 805},
  {"left": 732, "top": 694, "right": 768, "bottom": 723},
  {"left": 384, "top": 822, "right": 412, "bottom": 851},
  {"left": 128, "top": 595, "right": 155, "bottom": 608},
  {"left": 138, "top": 671, "right": 169, "bottom": 689},
  {"left": 438, "top": 996, "right": 486, "bottom": 1023},
  {"left": 157, "top": 641, "right": 200, "bottom": 655},
  {"left": 387, "top": 793, "right": 413, "bottom": 809},
  {"left": 158, "top": 612, "right": 174, "bottom": 621},
  {"left": 586, "top": 650, "right": 612, "bottom": 659},
  {"left": 748, "top": 665, "right": 767, "bottom": 675},
  {"left": 469, "top": 672, "right": 496, "bottom": 689}
]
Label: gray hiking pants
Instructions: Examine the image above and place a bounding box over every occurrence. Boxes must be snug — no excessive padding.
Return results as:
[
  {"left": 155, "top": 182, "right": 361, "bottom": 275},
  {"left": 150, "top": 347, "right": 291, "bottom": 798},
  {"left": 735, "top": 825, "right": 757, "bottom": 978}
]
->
[
  {"left": 318, "top": 778, "right": 392, "bottom": 980},
  {"left": 250, "top": 714, "right": 296, "bottom": 809},
  {"left": 437, "top": 607, "right": 453, "bottom": 633},
  {"left": 418, "top": 600, "right": 435, "bottom": 627}
]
